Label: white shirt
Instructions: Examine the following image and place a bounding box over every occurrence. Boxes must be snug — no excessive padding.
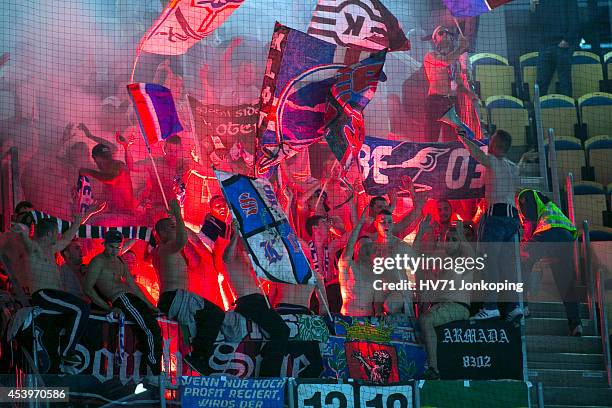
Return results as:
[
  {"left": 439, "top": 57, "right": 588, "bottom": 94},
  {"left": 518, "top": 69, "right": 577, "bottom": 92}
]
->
[{"left": 485, "top": 155, "right": 519, "bottom": 207}]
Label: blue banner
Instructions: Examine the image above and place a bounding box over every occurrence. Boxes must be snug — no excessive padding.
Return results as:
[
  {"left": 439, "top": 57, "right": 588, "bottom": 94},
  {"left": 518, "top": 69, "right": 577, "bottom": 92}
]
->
[
  {"left": 180, "top": 377, "right": 285, "bottom": 408},
  {"left": 358, "top": 136, "right": 488, "bottom": 199}
]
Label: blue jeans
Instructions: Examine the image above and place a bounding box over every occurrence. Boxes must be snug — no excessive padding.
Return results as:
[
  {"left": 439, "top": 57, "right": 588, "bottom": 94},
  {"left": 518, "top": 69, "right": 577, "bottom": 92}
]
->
[
  {"left": 537, "top": 44, "right": 573, "bottom": 97},
  {"left": 478, "top": 214, "right": 521, "bottom": 310}
]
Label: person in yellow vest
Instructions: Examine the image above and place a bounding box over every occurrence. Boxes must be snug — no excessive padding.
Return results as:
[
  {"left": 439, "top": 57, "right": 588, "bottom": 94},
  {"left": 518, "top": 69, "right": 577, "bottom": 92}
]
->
[{"left": 516, "top": 189, "right": 582, "bottom": 336}]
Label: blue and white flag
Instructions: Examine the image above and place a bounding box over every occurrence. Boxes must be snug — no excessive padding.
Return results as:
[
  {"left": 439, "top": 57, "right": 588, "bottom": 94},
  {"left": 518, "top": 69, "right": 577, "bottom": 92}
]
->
[
  {"left": 358, "top": 136, "right": 488, "bottom": 199},
  {"left": 214, "top": 169, "right": 315, "bottom": 285}
]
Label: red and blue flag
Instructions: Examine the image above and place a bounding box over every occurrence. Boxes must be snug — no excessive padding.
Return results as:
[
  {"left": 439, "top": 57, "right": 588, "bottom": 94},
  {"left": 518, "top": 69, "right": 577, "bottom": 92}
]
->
[
  {"left": 324, "top": 50, "right": 386, "bottom": 169},
  {"left": 127, "top": 83, "right": 183, "bottom": 146},
  {"left": 442, "top": 0, "right": 513, "bottom": 17}
]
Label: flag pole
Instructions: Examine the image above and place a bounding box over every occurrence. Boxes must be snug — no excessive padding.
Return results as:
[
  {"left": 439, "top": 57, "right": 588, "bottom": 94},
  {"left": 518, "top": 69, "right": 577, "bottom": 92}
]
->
[
  {"left": 130, "top": 48, "right": 142, "bottom": 83},
  {"left": 316, "top": 285, "right": 334, "bottom": 322},
  {"left": 315, "top": 160, "right": 339, "bottom": 211}
]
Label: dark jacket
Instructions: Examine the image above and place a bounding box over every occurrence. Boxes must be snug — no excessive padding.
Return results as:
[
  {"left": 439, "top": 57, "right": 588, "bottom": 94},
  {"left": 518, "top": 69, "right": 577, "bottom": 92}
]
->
[{"left": 534, "top": 0, "right": 580, "bottom": 46}]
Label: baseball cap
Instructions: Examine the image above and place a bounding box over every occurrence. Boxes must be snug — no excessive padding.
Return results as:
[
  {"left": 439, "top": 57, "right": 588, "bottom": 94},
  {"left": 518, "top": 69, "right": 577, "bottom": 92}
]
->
[{"left": 104, "top": 230, "right": 124, "bottom": 244}]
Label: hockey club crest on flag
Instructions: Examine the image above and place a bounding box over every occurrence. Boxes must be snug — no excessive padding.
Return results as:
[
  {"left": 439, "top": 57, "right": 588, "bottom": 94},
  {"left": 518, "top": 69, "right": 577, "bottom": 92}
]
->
[
  {"left": 256, "top": 23, "right": 351, "bottom": 177},
  {"left": 324, "top": 50, "right": 386, "bottom": 169},
  {"left": 214, "top": 169, "right": 315, "bottom": 284}
]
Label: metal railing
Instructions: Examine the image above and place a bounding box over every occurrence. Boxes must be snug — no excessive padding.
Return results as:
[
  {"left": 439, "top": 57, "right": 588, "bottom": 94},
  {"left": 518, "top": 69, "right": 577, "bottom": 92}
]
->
[
  {"left": 583, "top": 220, "right": 612, "bottom": 387},
  {"left": 0, "top": 146, "right": 19, "bottom": 232},
  {"left": 533, "top": 85, "right": 550, "bottom": 191}
]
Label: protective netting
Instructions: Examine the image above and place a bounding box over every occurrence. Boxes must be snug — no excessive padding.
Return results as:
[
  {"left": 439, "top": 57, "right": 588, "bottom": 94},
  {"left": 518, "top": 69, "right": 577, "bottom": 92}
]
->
[{"left": 0, "top": 0, "right": 611, "bottom": 405}]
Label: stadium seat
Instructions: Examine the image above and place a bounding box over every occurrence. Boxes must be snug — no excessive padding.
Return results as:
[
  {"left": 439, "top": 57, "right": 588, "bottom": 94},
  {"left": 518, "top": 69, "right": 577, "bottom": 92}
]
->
[
  {"left": 545, "top": 136, "right": 585, "bottom": 182},
  {"left": 573, "top": 181, "right": 607, "bottom": 227},
  {"left": 519, "top": 52, "right": 557, "bottom": 99},
  {"left": 485, "top": 96, "right": 529, "bottom": 148},
  {"left": 539, "top": 94, "right": 578, "bottom": 138},
  {"left": 470, "top": 53, "right": 515, "bottom": 102},
  {"left": 605, "top": 51, "right": 612, "bottom": 80},
  {"left": 572, "top": 51, "right": 603, "bottom": 99},
  {"left": 578, "top": 92, "right": 612, "bottom": 140},
  {"left": 585, "top": 135, "right": 612, "bottom": 186}
]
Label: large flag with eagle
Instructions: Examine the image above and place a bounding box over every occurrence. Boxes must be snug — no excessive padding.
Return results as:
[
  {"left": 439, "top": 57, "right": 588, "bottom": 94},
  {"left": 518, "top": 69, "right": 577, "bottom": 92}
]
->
[
  {"left": 138, "top": 0, "right": 246, "bottom": 55},
  {"left": 214, "top": 169, "right": 315, "bottom": 285},
  {"left": 358, "top": 136, "right": 488, "bottom": 199},
  {"left": 442, "top": 0, "right": 513, "bottom": 17},
  {"left": 307, "top": 0, "right": 410, "bottom": 53},
  {"left": 324, "top": 50, "right": 386, "bottom": 170},
  {"left": 256, "top": 23, "right": 366, "bottom": 178}
]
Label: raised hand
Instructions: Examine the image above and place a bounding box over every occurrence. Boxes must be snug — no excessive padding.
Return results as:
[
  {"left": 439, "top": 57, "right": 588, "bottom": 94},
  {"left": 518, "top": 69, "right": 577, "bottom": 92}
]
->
[
  {"left": 419, "top": 214, "right": 433, "bottom": 234},
  {"left": 115, "top": 131, "right": 134, "bottom": 148},
  {"left": 167, "top": 198, "right": 181, "bottom": 218}
]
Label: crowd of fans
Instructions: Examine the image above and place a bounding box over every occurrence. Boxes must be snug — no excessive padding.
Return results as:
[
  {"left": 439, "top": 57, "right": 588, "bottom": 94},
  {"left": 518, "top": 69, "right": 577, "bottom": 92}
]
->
[{"left": 0, "top": 0, "right": 587, "bottom": 386}]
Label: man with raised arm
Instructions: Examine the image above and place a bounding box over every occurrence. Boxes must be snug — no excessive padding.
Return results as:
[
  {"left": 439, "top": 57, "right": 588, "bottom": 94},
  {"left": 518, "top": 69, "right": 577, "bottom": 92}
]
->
[
  {"left": 369, "top": 209, "right": 417, "bottom": 316},
  {"left": 11, "top": 203, "right": 102, "bottom": 368},
  {"left": 79, "top": 143, "right": 136, "bottom": 215},
  {"left": 457, "top": 129, "right": 523, "bottom": 321},
  {"left": 152, "top": 199, "right": 226, "bottom": 375},
  {"left": 223, "top": 220, "right": 290, "bottom": 377},
  {"left": 338, "top": 208, "right": 377, "bottom": 317},
  {"left": 84, "top": 230, "right": 162, "bottom": 381}
]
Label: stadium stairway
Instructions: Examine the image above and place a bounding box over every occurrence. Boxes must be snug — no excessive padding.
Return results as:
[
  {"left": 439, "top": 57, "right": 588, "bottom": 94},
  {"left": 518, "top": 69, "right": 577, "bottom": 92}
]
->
[{"left": 526, "top": 302, "right": 612, "bottom": 407}]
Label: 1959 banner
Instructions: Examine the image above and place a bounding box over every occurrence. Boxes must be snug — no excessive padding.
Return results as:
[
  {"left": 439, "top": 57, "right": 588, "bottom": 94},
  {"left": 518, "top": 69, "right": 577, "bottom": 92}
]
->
[{"left": 358, "top": 136, "right": 488, "bottom": 199}]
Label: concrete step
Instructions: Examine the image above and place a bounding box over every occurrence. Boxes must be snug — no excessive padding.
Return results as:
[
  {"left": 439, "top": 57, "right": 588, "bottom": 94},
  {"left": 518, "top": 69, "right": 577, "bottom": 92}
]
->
[
  {"left": 526, "top": 318, "right": 595, "bottom": 336},
  {"left": 539, "top": 386, "right": 612, "bottom": 407},
  {"left": 526, "top": 335, "right": 602, "bottom": 354},
  {"left": 528, "top": 352, "right": 605, "bottom": 371},
  {"left": 528, "top": 302, "right": 591, "bottom": 319},
  {"left": 528, "top": 368, "right": 609, "bottom": 388}
]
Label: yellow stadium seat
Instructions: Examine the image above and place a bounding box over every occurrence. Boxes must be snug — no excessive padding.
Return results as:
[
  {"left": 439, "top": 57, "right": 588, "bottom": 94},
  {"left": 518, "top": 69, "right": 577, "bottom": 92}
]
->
[
  {"left": 578, "top": 92, "right": 612, "bottom": 139},
  {"left": 470, "top": 53, "right": 515, "bottom": 102},
  {"left": 539, "top": 94, "right": 578, "bottom": 138},
  {"left": 573, "top": 181, "right": 607, "bottom": 227},
  {"left": 545, "top": 136, "right": 585, "bottom": 182},
  {"left": 605, "top": 52, "right": 612, "bottom": 82},
  {"left": 485, "top": 96, "right": 529, "bottom": 148},
  {"left": 585, "top": 135, "right": 612, "bottom": 186},
  {"left": 572, "top": 51, "right": 603, "bottom": 99}
]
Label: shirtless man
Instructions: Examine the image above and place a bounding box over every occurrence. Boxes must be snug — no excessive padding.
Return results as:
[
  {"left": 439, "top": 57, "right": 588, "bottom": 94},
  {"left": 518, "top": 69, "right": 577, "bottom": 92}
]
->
[
  {"left": 80, "top": 144, "right": 136, "bottom": 215},
  {"left": 84, "top": 230, "right": 162, "bottom": 379},
  {"left": 11, "top": 205, "right": 101, "bottom": 368},
  {"left": 369, "top": 209, "right": 416, "bottom": 316},
  {"left": 223, "top": 220, "right": 290, "bottom": 377},
  {"left": 360, "top": 178, "right": 424, "bottom": 240},
  {"left": 152, "top": 199, "right": 225, "bottom": 375},
  {"left": 121, "top": 135, "right": 187, "bottom": 220},
  {"left": 338, "top": 209, "right": 377, "bottom": 317}
]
